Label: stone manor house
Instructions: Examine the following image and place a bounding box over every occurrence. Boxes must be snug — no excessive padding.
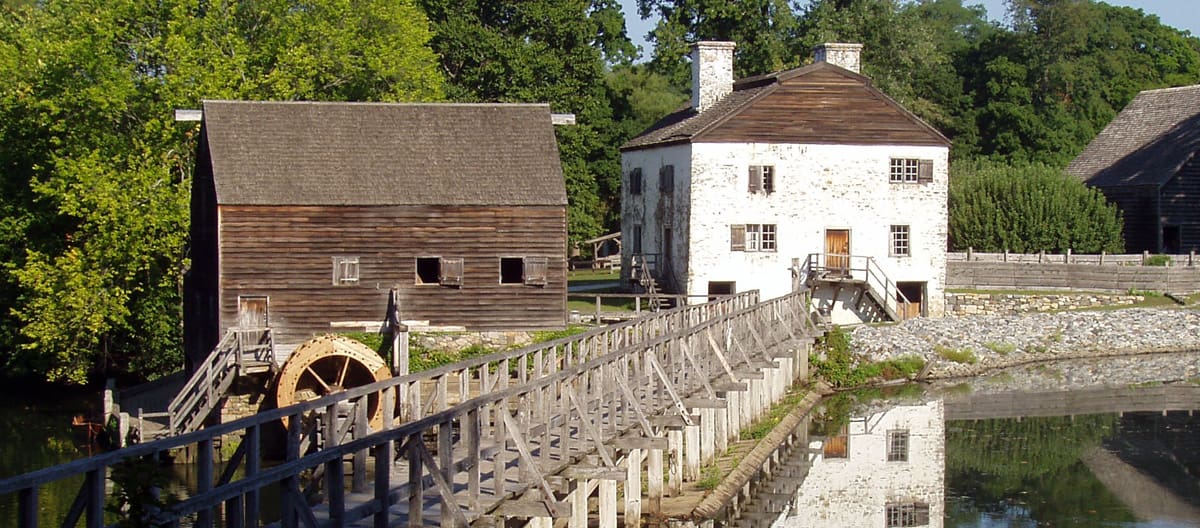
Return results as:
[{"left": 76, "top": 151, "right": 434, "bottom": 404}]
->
[{"left": 620, "top": 42, "right": 950, "bottom": 324}]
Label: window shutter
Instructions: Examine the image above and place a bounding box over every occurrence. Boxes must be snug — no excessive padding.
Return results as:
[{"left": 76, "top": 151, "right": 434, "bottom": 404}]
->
[
  {"left": 748, "top": 166, "right": 762, "bottom": 193},
  {"left": 629, "top": 168, "right": 643, "bottom": 195},
  {"left": 914, "top": 504, "right": 930, "bottom": 525},
  {"left": 523, "top": 256, "right": 548, "bottom": 286},
  {"left": 917, "top": 160, "right": 934, "bottom": 183},
  {"left": 440, "top": 257, "right": 464, "bottom": 286},
  {"left": 659, "top": 165, "right": 674, "bottom": 193},
  {"left": 730, "top": 225, "right": 746, "bottom": 251}
]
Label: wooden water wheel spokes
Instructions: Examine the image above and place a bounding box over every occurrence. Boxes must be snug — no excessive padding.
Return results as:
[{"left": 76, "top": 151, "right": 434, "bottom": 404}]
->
[{"left": 275, "top": 335, "right": 392, "bottom": 433}]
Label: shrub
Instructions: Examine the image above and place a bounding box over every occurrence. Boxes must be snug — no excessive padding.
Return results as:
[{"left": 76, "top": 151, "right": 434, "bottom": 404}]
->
[
  {"left": 1145, "top": 255, "right": 1172, "bottom": 266},
  {"left": 983, "top": 341, "right": 1016, "bottom": 355},
  {"left": 949, "top": 159, "right": 1123, "bottom": 254},
  {"left": 934, "top": 345, "right": 978, "bottom": 364}
]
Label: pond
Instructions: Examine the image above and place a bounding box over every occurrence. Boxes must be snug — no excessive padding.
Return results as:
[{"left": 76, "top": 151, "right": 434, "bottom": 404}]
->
[{"left": 774, "top": 384, "right": 1200, "bottom": 528}]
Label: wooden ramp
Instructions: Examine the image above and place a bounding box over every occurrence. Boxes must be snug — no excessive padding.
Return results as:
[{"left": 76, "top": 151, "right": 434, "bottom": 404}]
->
[{"left": 0, "top": 289, "right": 819, "bottom": 528}]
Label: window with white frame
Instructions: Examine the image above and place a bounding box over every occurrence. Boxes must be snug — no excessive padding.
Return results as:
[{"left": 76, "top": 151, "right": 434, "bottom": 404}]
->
[
  {"left": 887, "top": 429, "right": 909, "bottom": 462},
  {"left": 749, "top": 165, "right": 775, "bottom": 194},
  {"left": 890, "top": 158, "right": 934, "bottom": 184},
  {"left": 890, "top": 225, "right": 911, "bottom": 257},
  {"left": 731, "top": 224, "right": 777, "bottom": 252},
  {"left": 332, "top": 256, "right": 360, "bottom": 285},
  {"left": 885, "top": 503, "right": 929, "bottom": 527}
]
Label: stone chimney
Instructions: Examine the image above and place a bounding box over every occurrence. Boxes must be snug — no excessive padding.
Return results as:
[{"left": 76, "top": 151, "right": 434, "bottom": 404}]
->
[
  {"left": 690, "top": 41, "right": 736, "bottom": 113},
  {"left": 813, "top": 43, "right": 863, "bottom": 74}
]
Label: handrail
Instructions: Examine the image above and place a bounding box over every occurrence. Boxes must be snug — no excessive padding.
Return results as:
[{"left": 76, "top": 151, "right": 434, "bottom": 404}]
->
[
  {"left": 0, "top": 289, "right": 806, "bottom": 528},
  {"left": 166, "top": 327, "right": 273, "bottom": 437},
  {"left": 801, "top": 253, "right": 915, "bottom": 320}
]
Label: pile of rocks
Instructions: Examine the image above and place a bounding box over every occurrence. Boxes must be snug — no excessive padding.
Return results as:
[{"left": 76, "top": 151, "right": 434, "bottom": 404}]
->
[{"left": 851, "top": 307, "right": 1200, "bottom": 382}]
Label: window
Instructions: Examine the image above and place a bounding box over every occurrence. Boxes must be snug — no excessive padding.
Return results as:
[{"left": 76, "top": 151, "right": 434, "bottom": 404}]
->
[
  {"left": 499, "top": 257, "right": 548, "bottom": 286},
  {"left": 890, "top": 158, "right": 933, "bottom": 183},
  {"left": 332, "top": 256, "right": 359, "bottom": 285},
  {"left": 890, "top": 225, "right": 911, "bottom": 257},
  {"left": 659, "top": 165, "right": 674, "bottom": 194},
  {"left": 885, "top": 503, "right": 930, "bottom": 527},
  {"left": 629, "top": 168, "right": 643, "bottom": 196},
  {"left": 416, "top": 257, "right": 462, "bottom": 287},
  {"left": 631, "top": 224, "right": 643, "bottom": 254},
  {"left": 731, "top": 224, "right": 777, "bottom": 252},
  {"left": 887, "top": 429, "right": 909, "bottom": 462},
  {"left": 749, "top": 165, "right": 775, "bottom": 194}
]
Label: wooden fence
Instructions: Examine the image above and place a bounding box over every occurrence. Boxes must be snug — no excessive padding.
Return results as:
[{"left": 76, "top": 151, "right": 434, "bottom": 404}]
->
[
  {"left": 944, "top": 385, "right": 1200, "bottom": 421},
  {"left": 947, "top": 251, "right": 1200, "bottom": 293},
  {"left": 0, "top": 289, "right": 816, "bottom": 528}
]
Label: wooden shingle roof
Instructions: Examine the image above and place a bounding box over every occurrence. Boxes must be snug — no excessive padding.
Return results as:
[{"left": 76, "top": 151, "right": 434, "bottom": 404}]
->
[
  {"left": 621, "top": 62, "right": 949, "bottom": 151},
  {"left": 1067, "top": 85, "right": 1200, "bottom": 187},
  {"left": 201, "top": 100, "right": 567, "bottom": 206}
]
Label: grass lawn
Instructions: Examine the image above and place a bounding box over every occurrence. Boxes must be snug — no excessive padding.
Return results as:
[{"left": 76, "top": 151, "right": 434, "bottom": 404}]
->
[
  {"left": 566, "top": 296, "right": 640, "bottom": 313},
  {"left": 567, "top": 268, "right": 622, "bottom": 286}
]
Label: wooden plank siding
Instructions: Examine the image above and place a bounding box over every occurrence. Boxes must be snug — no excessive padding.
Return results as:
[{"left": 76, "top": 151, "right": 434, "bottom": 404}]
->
[
  {"left": 216, "top": 205, "right": 566, "bottom": 346},
  {"left": 700, "top": 69, "right": 947, "bottom": 146},
  {"left": 1096, "top": 184, "right": 1159, "bottom": 253},
  {"left": 1161, "top": 156, "right": 1200, "bottom": 252}
]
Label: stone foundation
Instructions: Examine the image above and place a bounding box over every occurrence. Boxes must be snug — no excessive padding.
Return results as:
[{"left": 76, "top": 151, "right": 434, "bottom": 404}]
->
[
  {"left": 945, "top": 292, "right": 1143, "bottom": 316},
  {"left": 411, "top": 330, "right": 536, "bottom": 353}
]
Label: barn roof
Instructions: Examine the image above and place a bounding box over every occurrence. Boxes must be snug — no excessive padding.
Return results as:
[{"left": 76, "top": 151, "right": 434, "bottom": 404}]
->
[
  {"left": 201, "top": 100, "right": 567, "bottom": 206},
  {"left": 621, "top": 62, "right": 949, "bottom": 151},
  {"left": 1067, "top": 85, "right": 1200, "bottom": 187}
]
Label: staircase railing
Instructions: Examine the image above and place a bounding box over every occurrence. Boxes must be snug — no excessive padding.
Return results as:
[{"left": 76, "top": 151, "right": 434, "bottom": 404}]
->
[
  {"left": 801, "top": 253, "right": 915, "bottom": 321},
  {"left": 631, "top": 253, "right": 664, "bottom": 310},
  {"left": 167, "top": 327, "right": 274, "bottom": 436}
]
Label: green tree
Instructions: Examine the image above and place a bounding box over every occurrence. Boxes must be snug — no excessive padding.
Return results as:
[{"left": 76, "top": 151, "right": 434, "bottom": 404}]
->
[
  {"left": 418, "top": 0, "right": 636, "bottom": 242},
  {"left": 0, "top": 0, "right": 444, "bottom": 383},
  {"left": 948, "top": 159, "right": 1124, "bottom": 253}
]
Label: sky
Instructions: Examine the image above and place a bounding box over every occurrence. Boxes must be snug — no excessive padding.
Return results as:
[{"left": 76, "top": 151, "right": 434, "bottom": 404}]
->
[{"left": 619, "top": 0, "right": 1200, "bottom": 62}]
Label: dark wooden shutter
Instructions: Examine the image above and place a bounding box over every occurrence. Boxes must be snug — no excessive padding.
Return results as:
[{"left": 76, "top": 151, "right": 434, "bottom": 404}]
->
[
  {"left": 917, "top": 160, "right": 934, "bottom": 183},
  {"left": 629, "top": 168, "right": 642, "bottom": 195},
  {"left": 659, "top": 165, "right": 674, "bottom": 193},
  {"left": 914, "top": 504, "right": 930, "bottom": 525},
  {"left": 748, "top": 166, "right": 762, "bottom": 193},
  {"left": 439, "top": 257, "right": 463, "bottom": 286},
  {"left": 523, "top": 256, "right": 548, "bottom": 286},
  {"left": 730, "top": 225, "right": 746, "bottom": 251}
]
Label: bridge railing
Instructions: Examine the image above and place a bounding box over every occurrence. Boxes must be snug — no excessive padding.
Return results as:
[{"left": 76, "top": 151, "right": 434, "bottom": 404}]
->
[{"left": 0, "top": 289, "right": 808, "bottom": 528}]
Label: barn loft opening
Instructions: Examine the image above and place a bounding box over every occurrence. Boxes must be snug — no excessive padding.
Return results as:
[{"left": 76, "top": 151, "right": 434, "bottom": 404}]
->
[
  {"left": 500, "top": 257, "right": 524, "bottom": 284},
  {"left": 416, "top": 257, "right": 440, "bottom": 284}
]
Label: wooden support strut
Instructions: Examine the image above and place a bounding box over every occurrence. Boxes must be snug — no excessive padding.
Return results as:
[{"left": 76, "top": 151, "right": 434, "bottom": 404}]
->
[{"left": 645, "top": 354, "right": 695, "bottom": 426}]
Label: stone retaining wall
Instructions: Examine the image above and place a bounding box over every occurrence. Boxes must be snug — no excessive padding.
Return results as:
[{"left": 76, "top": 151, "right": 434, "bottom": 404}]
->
[
  {"left": 945, "top": 292, "right": 1144, "bottom": 316},
  {"left": 411, "top": 330, "right": 535, "bottom": 353}
]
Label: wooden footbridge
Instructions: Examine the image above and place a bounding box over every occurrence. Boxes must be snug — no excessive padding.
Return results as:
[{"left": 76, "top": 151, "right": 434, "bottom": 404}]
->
[
  {"left": 944, "top": 385, "right": 1200, "bottom": 421},
  {"left": 0, "top": 289, "right": 818, "bottom": 528}
]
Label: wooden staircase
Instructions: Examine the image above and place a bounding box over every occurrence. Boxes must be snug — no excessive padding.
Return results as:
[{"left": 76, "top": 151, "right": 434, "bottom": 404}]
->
[
  {"left": 800, "top": 253, "right": 913, "bottom": 322},
  {"left": 165, "top": 328, "right": 276, "bottom": 438},
  {"left": 631, "top": 253, "right": 672, "bottom": 311}
]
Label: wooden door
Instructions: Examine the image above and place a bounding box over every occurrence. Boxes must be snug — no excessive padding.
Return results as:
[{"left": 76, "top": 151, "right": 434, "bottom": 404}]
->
[
  {"left": 825, "top": 229, "right": 850, "bottom": 272},
  {"left": 237, "top": 296, "right": 269, "bottom": 329}
]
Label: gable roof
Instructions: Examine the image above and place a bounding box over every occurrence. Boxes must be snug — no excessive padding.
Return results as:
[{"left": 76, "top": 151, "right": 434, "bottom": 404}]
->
[
  {"left": 201, "top": 100, "right": 567, "bottom": 206},
  {"left": 1067, "top": 85, "right": 1200, "bottom": 187},
  {"left": 621, "top": 62, "right": 949, "bottom": 151}
]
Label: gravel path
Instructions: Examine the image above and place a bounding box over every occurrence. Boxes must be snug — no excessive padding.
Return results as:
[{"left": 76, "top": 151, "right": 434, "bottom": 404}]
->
[{"left": 850, "top": 307, "right": 1200, "bottom": 388}]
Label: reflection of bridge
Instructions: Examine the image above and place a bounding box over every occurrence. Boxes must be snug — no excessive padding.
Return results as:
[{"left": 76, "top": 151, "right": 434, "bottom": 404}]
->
[
  {"left": 944, "top": 385, "right": 1200, "bottom": 421},
  {"left": 0, "top": 290, "right": 817, "bottom": 528}
]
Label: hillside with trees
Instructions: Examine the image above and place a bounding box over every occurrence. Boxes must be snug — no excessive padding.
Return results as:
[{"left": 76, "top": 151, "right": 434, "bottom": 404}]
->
[{"left": 0, "top": 0, "right": 1197, "bottom": 384}]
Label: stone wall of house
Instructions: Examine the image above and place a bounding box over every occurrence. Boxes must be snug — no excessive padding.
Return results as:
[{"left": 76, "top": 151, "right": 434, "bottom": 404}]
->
[{"left": 945, "top": 292, "right": 1144, "bottom": 316}]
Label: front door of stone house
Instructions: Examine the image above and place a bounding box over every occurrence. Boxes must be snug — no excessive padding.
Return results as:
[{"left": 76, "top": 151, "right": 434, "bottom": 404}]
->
[
  {"left": 825, "top": 229, "right": 851, "bottom": 274},
  {"left": 237, "top": 296, "right": 269, "bottom": 329}
]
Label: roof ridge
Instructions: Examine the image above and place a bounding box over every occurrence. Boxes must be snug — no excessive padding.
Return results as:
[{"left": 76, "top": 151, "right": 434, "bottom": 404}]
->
[
  {"left": 1137, "top": 84, "right": 1200, "bottom": 95},
  {"left": 202, "top": 100, "right": 551, "bottom": 108}
]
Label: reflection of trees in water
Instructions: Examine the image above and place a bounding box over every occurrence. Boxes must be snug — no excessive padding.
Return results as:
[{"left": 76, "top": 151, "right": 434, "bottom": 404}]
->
[
  {"left": 808, "top": 385, "right": 927, "bottom": 437},
  {"left": 945, "top": 414, "right": 1139, "bottom": 526}
]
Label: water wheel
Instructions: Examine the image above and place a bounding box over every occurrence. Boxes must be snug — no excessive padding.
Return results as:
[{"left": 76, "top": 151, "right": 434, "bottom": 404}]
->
[{"left": 275, "top": 334, "right": 392, "bottom": 430}]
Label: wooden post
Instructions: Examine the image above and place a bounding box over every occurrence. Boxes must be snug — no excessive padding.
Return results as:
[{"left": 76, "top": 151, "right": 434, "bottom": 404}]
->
[
  {"left": 667, "top": 428, "right": 683, "bottom": 494},
  {"left": 647, "top": 447, "right": 663, "bottom": 513},
  {"left": 1065, "top": 248, "right": 1071, "bottom": 263},
  {"left": 569, "top": 479, "right": 590, "bottom": 528},
  {"left": 1190, "top": 250, "right": 1195, "bottom": 267},
  {"left": 715, "top": 401, "right": 729, "bottom": 454},
  {"left": 684, "top": 420, "right": 700, "bottom": 481},
  {"left": 967, "top": 246, "right": 973, "bottom": 261},
  {"left": 596, "top": 296, "right": 602, "bottom": 324},
  {"left": 1143, "top": 250, "right": 1150, "bottom": 265},
  {"left": 699, "top": 407, "right": 715, "bottom": 464},
  {"left": 1004, "top": 249, "right": 1008, "bottom": 262},
  {"left": 392, "top": 326, "right": 409, "bottom": 376},
  {"left": 625, "top": 448, "right": 643, "bottom": 528},
  {"left": 599, "top": 479, "right": 618, "bottom": 528},
  {"left": 1100, "top": 251, "right": 1106, "bottom": 265}
]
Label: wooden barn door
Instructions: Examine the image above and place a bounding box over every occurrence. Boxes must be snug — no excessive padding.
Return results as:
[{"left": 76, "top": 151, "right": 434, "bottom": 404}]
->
[
  {"left": 825, "top": 229, "right": 850, "bottom": 273},
  {"left": 237, "top": 296, "right": 269, "bottom": 330}
]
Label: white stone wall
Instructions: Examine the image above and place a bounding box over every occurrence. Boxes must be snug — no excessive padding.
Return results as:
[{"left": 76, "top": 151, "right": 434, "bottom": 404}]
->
[
  {"left": 621, "top": 145, "right": 693, "bottom": 289},
  {"left": 685, "top": 142, "right": 948, "bottom": 319},
  {"left": 690, "top": 42, "right": 736, "bottom": 112},
  {"left": 777, "top": 400, "right": 945, "bottom": 528}
]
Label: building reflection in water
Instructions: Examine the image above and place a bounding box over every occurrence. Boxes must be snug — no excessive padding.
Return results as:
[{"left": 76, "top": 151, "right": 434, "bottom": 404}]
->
[{"left": 775, "top": 399, "right": 945, "bottom": 528}]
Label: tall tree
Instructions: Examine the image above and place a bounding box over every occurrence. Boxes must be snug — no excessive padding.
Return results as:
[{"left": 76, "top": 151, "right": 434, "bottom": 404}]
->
[
  {"left": 0, "top": 0, "right": 444, "bottom": 383},
  {"left": 418, "top": 0, "right": 637, "bottom": 243}
]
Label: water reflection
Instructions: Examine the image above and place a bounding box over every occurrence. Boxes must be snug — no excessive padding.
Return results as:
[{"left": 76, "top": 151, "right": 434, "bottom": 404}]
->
[{"left": 765, "top": 386, "right": 1200, "bottom": 528}]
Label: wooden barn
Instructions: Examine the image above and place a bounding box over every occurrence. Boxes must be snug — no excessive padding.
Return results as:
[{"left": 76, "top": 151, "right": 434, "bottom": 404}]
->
[
  {"left": 1068, "top": 85, "right": 1200, "bottom": 253},
  {"left": 184, "top": 100, "right": 568, "bottom": 367}
]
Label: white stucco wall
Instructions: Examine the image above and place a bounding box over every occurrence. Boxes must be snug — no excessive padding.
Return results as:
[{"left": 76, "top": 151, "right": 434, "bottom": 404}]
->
[
  {"left": 776, "top": 400, "right": 945, "bottom": 528},
  {"left": 684, "top": 142, "right": 949, "bottom": 319},
  {"left": 621, "top": 145, "right": 693, "bottom": 290}
]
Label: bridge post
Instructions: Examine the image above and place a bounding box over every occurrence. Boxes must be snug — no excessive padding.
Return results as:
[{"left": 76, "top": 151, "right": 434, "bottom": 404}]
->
[
  {"left": 569, "top": 478, "right": 589, "bottom": 528},
  {"left": 715, "top": 396, "right": 729, "bottom": 454},
  {"left": 699, "top": 407, "right": 715, "bottom": 464},
  {"left": 683, "top": 419, "right": 700, "bottom": 481},
  {"left": 667, "top": 428, "right": 683, "bottom": 494},
  {"left": 647, "top": 441, "right": 663, "bottom": 513},
  {"left": 599, "top": 478, "right": 618, "bottom": 528},
  {"left": 625, "top": 448, "right": 642, "bottom": 528}
]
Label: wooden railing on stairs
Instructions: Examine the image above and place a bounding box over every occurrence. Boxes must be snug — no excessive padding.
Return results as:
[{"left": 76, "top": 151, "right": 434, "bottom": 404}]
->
[
  {"left": 800, "top": 253, "right": 915, "bottom": 321},
  {"left": 166, "top": 327, "right": 275, "bottom": 437},
  {"left": 632, "top": 253, "right": 672, "bottom": 311}
]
